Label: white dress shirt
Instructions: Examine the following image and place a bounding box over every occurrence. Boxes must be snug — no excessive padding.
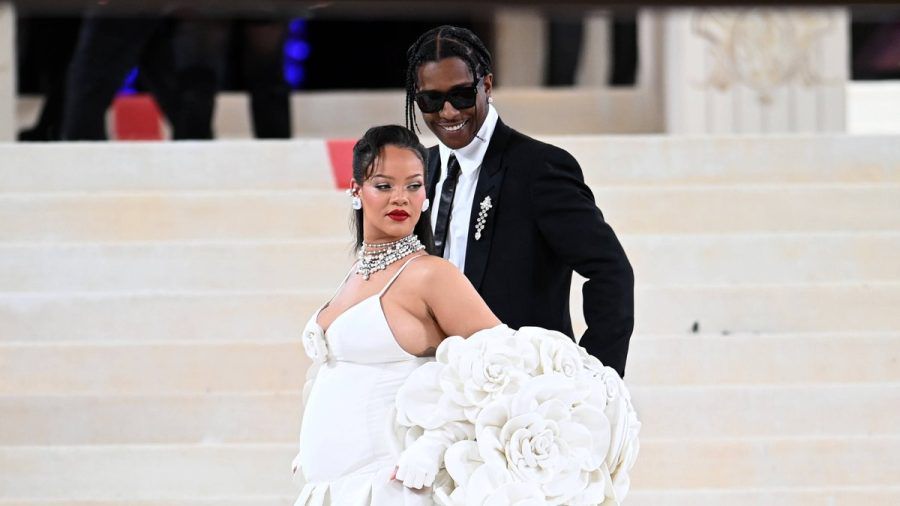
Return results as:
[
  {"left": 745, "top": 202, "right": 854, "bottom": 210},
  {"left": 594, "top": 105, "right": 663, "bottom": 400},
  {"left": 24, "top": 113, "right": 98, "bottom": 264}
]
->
[{"left": 430, "top": 104, "right": 500, "bottom": 272}]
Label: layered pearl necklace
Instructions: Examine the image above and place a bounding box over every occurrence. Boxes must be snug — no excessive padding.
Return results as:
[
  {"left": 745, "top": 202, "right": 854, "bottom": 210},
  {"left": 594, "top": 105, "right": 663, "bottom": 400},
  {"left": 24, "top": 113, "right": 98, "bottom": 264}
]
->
[{"left": 356, "top": 234, "right": 425, "bottom": 280}]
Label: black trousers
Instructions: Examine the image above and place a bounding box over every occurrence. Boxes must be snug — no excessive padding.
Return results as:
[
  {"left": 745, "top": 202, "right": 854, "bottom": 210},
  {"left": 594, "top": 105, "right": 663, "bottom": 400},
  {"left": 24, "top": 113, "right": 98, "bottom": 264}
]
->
[
  {"left": 62, "top": 13, "right": 291, "bottom": 140},
  {"left": 61, "top": 14, "right": 182, "bottom": 140}
]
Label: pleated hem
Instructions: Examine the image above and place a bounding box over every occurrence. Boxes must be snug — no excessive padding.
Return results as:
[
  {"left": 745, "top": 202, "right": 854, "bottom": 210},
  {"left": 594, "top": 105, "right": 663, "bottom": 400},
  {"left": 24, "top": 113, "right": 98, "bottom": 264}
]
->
[{"left": 295, "top": 466, "right": 434, "bottom": 506}]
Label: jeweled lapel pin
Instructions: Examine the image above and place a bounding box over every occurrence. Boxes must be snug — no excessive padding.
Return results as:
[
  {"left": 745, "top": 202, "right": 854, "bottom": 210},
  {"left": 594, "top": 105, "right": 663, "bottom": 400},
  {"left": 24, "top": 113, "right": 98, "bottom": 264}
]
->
[{"left": 474, "top": 196, "right": 492, "bottom": 240}]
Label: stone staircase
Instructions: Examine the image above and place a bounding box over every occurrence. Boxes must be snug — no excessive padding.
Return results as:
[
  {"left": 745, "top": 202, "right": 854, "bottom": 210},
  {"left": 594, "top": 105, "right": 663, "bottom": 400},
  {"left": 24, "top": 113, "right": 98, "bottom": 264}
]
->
[{"left": 1, "top": 136, "right": 899, "bottom": 504}]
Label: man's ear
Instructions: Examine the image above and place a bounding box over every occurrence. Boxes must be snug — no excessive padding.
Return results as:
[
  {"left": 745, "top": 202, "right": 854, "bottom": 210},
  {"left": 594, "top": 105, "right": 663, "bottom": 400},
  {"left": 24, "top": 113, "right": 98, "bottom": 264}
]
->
[{"left": 482, "top": 73, "right": 494, "bottom": 97}]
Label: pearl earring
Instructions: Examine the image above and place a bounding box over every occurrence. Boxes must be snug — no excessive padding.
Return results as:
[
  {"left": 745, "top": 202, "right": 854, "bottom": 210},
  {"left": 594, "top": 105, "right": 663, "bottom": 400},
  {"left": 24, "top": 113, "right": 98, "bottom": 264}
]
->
[
  {"left": 347, "top": 189, "right": 362, "bottom": 210},
  {"left": 422, "top": 198, "right": 430, "bottom": 212},
  {"left": 488, "top": 96, "right": 494, "bottom": 104}
]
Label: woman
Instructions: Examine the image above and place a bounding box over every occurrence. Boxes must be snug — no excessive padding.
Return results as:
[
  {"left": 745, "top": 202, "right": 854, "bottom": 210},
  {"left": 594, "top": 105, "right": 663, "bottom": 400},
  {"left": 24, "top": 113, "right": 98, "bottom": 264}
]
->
[{"left": 293, "top": 125, "right": 500, "bottom": 505}]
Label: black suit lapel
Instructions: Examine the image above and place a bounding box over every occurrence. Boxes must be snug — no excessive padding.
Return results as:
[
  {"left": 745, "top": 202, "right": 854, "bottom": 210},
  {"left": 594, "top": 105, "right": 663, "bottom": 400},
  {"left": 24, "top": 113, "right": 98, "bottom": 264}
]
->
[
  {"left": 464, "top": 120, "right": 512, "bottom": 291},
  {"left": 426, "top": 146, "right": 441, "bottom": 203}
]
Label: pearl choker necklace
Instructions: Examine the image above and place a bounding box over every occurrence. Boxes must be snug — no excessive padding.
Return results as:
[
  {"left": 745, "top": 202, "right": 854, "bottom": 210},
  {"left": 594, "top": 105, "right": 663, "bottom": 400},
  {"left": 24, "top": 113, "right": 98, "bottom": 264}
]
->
[{"left": 356, "top": 234, "right": 425, "bottom": 280}]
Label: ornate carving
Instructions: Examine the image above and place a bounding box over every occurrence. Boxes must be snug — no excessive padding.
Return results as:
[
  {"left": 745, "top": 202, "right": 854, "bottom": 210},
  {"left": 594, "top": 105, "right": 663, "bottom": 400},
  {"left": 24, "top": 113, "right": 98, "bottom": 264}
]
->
[{"left": 692, "top": 9, "right": 833, "bottom": 103}]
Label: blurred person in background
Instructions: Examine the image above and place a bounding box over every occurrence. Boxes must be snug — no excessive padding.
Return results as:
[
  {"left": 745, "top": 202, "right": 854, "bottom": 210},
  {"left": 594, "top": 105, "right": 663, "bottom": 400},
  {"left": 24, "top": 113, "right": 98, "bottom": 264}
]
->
[
  {"left": 174, "top": 12, "right": 291, "bottom": 139},
  {"left": 545, "top": 10, "right": 638, "bottom": 87},
  {"left": 16, "top": 16, "right": 82, "bottom": 141},
  {"left": 59, "top": 4, "right": 291, "bottom": 140},
  {"left": 60, "top": 6, "right": 180, "bottom": 140}
]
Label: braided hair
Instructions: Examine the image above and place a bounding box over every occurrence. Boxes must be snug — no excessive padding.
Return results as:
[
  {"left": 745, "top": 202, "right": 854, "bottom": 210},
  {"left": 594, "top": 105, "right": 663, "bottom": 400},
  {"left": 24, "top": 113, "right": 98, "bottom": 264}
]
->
[{"left": 404, "top": 25, "right": 493, "bottom": 132}]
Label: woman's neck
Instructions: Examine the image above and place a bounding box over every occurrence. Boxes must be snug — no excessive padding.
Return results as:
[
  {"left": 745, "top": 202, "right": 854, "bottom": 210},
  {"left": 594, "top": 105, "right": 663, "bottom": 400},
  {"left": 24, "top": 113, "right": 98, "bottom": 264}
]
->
[
  {"left": 361, "top": 234, "right": 412, "bottom": 251},
  {"left": 356, "top": 234, "right": 424, "bottom": 280}
]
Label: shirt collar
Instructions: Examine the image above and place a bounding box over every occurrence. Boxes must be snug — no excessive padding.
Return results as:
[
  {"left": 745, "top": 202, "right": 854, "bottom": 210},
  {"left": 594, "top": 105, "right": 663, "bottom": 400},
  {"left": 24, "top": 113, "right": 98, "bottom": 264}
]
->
[{"left": 438, "top": 104, "right": 499, "bottom": 177}]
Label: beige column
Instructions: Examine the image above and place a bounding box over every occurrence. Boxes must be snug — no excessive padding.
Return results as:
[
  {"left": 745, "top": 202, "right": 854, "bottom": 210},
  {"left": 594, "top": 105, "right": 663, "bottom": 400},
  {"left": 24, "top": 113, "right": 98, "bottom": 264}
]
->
[
  {"left": 574, "top": 12, "right": 611, "bottom": 87},
  {"left": 577, "top": 9, "right": 665, "bottom": 133},
  {"left": 633, "top": 10, "right": 665, "bottom": 132},
  {"left": 661, "top": 7, "right": 848, "bottom": 134},
  {"left": 493, "top": 8, "right": 545, "bottom": 87},
  {"left": 0, "top": 1, "right": 15, "bottom": 141}
]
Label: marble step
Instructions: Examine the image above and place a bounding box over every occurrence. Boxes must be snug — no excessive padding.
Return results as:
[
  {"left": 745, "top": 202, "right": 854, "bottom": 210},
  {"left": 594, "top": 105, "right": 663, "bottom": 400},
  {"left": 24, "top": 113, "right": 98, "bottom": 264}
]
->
[
  {"left": 2, "top": 438, "right": 898, "bottom": 499},
  {"left": 2, "top": 334, "right": 896, "bottom": 394},
  {"left": 0, "top": 291, "right": 322, "bottom": 343},
  {"left": 630, "top": 384, "right": 900, "bottom": 439},
  {"left": 630, "top": 436, "right": 900, "bottom": 490},
  {"left": 3, "top": 490, "right": 899, "bottom": 506},
  {"left": 0, "top": 394, "right": 302, "bottom": 446},
  {"left": 2, "top": 282, "right": 898, "bottom": 343},
  {"left": 0, "top": 341, "right": 309, "bottom": 395},
  {"left": 626, "top": 488, "right": 900, "bottom": 506},
  {"left": 0, "top": 444, "right": 300, "bottom": 500},
  {"left": 1, "top": 136, "right": 898, "bottom": 194},
  {"left": 626, "top": 333, "right": 900, "bottom": 385},
  {"left": 0, "top": 501, "right": 294, "bottom": 506},
  {"left": 1, "top": 233, "right": 897, "bottom": 293},
  {"left": 2, "top": 184, "right": 899, "bottom": 242},
  {"left": 0, "top": 142, "right": 333, "bottom": 194},
  {"left": 0, "top": 191, "right": 351, "bottom": 243},
  {"left": 1, "top": 385, "right": 897, "bottom": 445},
  {"left": 3, "top": 490, "right": 898, "bottom": 506},
  {"left": 628, "top": 282, "right": 900, "bottom": 335}
]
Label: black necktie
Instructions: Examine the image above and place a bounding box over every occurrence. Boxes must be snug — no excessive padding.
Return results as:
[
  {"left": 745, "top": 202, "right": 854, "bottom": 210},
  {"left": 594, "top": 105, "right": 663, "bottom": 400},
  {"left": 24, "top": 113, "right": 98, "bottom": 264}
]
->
[{"left": 433, "top": 155, "right": 461, "bottom": 258}]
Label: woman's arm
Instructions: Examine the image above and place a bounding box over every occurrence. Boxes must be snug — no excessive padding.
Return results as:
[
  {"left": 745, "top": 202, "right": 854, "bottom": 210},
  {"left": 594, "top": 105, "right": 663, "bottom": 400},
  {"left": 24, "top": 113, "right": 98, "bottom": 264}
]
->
[{"left": 421, "top": 257, "right": 501, "bottom": 338}]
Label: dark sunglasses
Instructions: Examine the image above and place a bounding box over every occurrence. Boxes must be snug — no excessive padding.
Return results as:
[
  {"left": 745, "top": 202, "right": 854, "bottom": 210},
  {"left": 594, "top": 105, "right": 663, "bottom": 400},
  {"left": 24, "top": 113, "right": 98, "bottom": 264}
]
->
[{"left": 415, "top": 78, "right": 482, "bottom": 113}]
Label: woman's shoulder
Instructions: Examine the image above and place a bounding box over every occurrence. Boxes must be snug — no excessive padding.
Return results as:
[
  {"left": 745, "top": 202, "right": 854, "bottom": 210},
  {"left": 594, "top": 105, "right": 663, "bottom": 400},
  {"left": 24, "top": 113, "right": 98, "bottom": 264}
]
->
[
  {"left": 405, "top": 253, "right": 456, "bottom": 274},
  {"left": 400, "top": 254, "right": 465, "bottom": 285}
]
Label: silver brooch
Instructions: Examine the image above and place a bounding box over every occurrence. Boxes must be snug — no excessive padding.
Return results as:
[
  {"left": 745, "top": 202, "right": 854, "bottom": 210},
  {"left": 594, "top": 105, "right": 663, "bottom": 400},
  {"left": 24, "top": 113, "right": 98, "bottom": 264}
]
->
[{"left": 474, "top": 196, "right": 492, "bottom": 240}]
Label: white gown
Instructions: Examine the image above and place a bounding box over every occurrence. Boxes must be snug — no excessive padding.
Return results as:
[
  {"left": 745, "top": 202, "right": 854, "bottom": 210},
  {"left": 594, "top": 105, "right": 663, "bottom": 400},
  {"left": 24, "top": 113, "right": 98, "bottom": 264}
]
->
[{"left": 294, "top": 256, "right": 434, "bottom": 505}]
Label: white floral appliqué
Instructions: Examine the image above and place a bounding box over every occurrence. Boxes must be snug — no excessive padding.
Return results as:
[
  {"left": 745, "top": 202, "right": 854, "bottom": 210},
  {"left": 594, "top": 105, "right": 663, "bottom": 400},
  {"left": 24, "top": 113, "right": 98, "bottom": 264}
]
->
[
  {"left": 395, "top": 325, "right": 641, "bottom": 506},
  {"left": 301, "top": 324, "right": 329, "bottom": 364}
]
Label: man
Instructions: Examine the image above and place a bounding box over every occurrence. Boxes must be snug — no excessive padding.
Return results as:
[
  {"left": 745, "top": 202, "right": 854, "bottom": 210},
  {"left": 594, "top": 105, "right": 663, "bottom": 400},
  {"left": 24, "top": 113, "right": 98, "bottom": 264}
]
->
[{"left": 405, "top": 25, "right": 634, "bottom": 377}]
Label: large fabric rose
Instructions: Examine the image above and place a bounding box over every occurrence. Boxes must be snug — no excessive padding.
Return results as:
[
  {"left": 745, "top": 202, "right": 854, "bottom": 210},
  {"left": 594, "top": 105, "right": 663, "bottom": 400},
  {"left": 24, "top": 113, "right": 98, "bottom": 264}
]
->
[
  {"left": 395, "top": 325, "right": 640, "bottom": 506},
  {"left": 441, "top": 374, "right": 610, "bottom": 505},
  {"left": 518, "top": 326, "right": 585, "bottom": 379},
  {"left": 438, "top": 326, "right": 540, "bottom": 420}
]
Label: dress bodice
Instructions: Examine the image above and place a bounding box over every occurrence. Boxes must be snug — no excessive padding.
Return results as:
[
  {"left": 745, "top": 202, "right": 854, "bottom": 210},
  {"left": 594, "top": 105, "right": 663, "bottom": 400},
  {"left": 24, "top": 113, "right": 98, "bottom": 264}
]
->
[
  {"left": 296, "top": 255, "right": 434, "bottom": 505},
  {"left": 301, "top": 255, "right": 427, "bottom": 365}
]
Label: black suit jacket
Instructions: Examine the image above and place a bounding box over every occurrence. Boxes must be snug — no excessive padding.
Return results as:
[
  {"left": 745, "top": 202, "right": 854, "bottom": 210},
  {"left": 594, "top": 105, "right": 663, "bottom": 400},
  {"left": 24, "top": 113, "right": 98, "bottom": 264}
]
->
[{"left": 427, "top": 120, "right": 634, "bottom": 377}]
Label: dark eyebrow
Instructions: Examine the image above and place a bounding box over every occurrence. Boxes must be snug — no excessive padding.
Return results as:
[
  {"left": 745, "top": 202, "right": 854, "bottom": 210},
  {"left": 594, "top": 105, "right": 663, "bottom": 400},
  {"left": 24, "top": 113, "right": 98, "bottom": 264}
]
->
[
  {"left": 406, "top": 173, "right": 424, "bottom": 179},
  {"left": 370, "top": 174, "right": 394, "bottom": 180}
]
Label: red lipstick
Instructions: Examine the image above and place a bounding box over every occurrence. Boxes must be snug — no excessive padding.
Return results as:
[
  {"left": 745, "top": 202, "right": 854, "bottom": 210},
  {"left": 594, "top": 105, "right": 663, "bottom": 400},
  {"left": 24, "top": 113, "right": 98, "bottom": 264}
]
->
[{"left": 387, "top": 210, "right": 410, "bottom": 222}]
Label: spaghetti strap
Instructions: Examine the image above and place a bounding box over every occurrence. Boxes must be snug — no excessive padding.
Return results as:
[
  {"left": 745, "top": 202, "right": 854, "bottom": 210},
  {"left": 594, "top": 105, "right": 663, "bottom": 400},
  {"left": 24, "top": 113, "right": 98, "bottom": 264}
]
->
[
  {"left": 378, "top": 254, "right": 427, "bottom": 298},
  {"left": 315, "top": 262, "right": 357, "bottom": 317}
]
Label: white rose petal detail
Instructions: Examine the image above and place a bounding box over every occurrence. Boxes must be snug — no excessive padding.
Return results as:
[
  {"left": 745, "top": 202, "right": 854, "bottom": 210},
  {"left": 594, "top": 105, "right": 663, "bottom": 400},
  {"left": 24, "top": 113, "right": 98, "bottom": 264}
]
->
[
  {"left": 539, "top": 338, "right": 583, "bottom": 378},
  {"left": 474, "top": 375, "right": 609, "bottom": 504},
  {"left": 434, "top": 326, "right": 539, "bottom": 423}
]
